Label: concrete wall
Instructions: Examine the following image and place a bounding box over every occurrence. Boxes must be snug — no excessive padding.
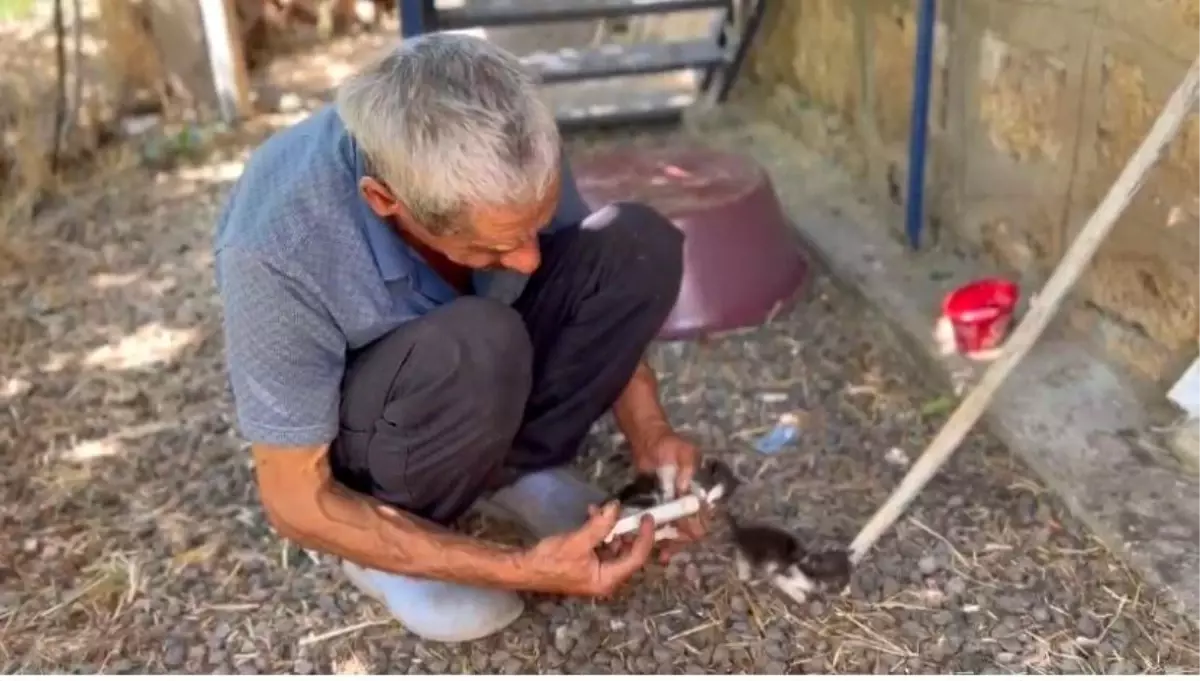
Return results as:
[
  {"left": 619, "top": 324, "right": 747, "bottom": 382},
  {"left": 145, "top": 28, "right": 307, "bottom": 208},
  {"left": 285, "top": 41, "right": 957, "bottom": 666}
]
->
[{"left": 741, "top": 0, "right": 1199, "bottom": 395}]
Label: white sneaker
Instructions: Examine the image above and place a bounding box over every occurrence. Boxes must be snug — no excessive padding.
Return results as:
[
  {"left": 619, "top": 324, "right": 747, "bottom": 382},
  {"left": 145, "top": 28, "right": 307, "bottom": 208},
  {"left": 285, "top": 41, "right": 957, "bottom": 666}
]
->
[
  {"left": 473, "top": 467, "right": 609, "bottom": 539},
  {"left": 341, "top": 467, "right": 604, "bottom": 642},
  {"left": 341, "top": 561, "right": 524, "bottom": 643}
]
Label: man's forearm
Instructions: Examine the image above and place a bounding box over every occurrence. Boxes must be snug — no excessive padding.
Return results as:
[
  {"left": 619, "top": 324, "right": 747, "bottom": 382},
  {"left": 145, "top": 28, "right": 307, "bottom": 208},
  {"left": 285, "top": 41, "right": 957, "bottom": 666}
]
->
[
  {"left": 260, "top": 449, "right": 529, "bottom": 591},
  {"left": 612, "top": 359, "right": 672, "bottom": 458}
]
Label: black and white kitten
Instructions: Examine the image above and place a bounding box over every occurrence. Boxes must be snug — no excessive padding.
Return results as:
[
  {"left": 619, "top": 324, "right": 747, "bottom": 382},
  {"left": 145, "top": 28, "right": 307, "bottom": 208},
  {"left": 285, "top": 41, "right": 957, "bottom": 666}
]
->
[
  {"left": 612, "top": 459, "right": 742, "bottom": 508},
  {"left": 609, "top": 460, "right": 851, "bottom": 603},
  {"left": 727, "top": 514, "right": 852, "bottom": 603},
  {"left": 608, "top": 459, "right": 742, "bottom": 540}
]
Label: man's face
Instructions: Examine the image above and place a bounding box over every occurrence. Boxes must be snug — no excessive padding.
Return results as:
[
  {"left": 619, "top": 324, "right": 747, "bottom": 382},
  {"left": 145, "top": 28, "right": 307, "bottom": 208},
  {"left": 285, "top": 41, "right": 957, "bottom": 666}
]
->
[{"left": 360, "top": 174, "right": 562, "bottom": 276}]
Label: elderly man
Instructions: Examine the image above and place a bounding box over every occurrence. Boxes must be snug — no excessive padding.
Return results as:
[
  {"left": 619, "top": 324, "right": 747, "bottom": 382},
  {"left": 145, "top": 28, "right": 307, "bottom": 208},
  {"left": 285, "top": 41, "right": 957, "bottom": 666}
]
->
[{"left": 214, "top": 33, "right": 706, "bottom": 642}]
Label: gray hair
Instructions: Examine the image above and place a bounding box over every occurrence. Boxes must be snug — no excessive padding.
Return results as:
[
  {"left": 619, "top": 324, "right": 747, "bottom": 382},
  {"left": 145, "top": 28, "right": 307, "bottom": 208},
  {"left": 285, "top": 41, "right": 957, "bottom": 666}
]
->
[{"left": 335, "top": 33, "right": 561, "bottom": 235}]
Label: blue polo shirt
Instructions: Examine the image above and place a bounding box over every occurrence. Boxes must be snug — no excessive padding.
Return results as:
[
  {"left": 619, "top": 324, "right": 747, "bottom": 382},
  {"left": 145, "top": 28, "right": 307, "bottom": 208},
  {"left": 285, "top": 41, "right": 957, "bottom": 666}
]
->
[{"left": 214, "top": 105, "right": 589, "bottom": 446}]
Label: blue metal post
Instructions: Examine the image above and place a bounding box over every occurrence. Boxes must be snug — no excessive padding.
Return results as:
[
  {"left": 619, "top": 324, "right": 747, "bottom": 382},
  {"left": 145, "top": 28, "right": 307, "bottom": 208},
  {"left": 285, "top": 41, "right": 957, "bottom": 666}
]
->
[
  {"left": 904, "top": 0, "right": 936, "bottom": 250},
  {"left": 400, "top": 0, "right": 430, "bottom": 38}
]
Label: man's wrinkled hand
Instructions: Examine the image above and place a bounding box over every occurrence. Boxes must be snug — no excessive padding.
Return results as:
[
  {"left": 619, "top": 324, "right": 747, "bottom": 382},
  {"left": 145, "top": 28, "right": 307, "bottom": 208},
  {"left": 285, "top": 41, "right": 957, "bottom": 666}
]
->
[
  {"left": 634, "top": 429, "right": 711, "bottom": 563},
  {"left": 519, "top": 502, "right": 655, "bottom": 597}
]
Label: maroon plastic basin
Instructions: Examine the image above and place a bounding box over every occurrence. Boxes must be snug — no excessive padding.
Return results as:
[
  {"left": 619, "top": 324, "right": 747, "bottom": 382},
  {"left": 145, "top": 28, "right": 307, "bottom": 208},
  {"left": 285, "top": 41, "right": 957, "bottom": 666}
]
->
[{"left": 573, "top": 146, "right": 810, "bottom": 341}]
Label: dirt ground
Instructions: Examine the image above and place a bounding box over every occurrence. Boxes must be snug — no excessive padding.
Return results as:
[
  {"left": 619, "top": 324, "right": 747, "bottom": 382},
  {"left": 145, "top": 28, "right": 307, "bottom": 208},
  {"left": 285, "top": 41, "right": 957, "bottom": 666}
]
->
[{"left": 2, "top": 23, "right": 1199, "bottom": 675}]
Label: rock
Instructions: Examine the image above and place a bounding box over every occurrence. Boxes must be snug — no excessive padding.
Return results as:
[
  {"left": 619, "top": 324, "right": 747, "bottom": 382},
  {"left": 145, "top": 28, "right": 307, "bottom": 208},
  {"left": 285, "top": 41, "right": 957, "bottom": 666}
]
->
[
  {"left": 764, "top": 660, "right": 788, "bottom": 674},
  {"left": 1056, "top": 658, "right": 1081, "bottom": 673},
  {"left": 1107, "top": 660, "right": 1138, "bottom": 675},
  {"left": 206, "top": 648, "right": 227, "bottom": 666},
  {"left": 996, "top": 636, "right": 1022, "bottom": 654},
  {"left": 293, "top": 659, "right": 314, "bottom": 675},
  {"left": 316, "top": 594, "right": 340, "bottom": 615},
  {"left": 553, "top": 625, "right": 573, "bottom": 655},
  {"left": 1076, "top": 614, "right": 1100, "bottom": 638},
  {"left": 572, "top": 635, "right": 598, "bottom": 658},
  {"left": 900, "top": 620, "right": 925, "bottom": 639},
  {"left": 994, "top": 596, "right": 1024, "bottom": 613},
  {"left": 163, "top": 641, "right": 187, "bottom": 669},
  {"left": 918, "top": 556, "right": 938, "bottom": 575},
  {"left": 711, "top": 646, "right": 730, "bottom": 666},
  {"left": 469, "top": 651, "right": 489, "bottom": 670}
]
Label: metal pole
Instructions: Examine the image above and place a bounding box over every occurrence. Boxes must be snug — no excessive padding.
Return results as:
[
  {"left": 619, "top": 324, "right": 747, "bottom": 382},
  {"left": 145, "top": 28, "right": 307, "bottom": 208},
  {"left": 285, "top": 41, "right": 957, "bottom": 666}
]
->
[
  {"left": 903, "top": 0, "right": 936, "bottom": 249},
  {"left": 400, "top": 0, "right": 433, "bottom": 38}
]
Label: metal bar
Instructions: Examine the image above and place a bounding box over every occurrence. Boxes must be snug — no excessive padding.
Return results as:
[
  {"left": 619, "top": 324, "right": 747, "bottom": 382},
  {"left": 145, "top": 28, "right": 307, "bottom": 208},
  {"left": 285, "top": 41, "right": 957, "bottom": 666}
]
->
[
  {"left": 711, "top": 0, "right": 766, "bottom": 103},
  {"left": 903, "top": 0, "right": 936, "bottom": 249},
  {"left": 436, "top": 0, "right": 725, "bottom": 29},
  {"left": 698, "top": 0, "right": 734, "bottom": 93},
  {"left": 556, "top": 107, "right": 684, "bottom": 131},
  {"left": 527, "top": 40, "right": 724, "bottom": 84},
  {"left": 554, "top": 91, "right": 694, "bottom": 131}
]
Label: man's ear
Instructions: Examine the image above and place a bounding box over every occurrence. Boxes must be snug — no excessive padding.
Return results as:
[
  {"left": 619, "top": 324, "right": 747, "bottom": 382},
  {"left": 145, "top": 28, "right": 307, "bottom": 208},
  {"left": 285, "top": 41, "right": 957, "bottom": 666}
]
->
[{"left": 359, "top": 177, "right": 399, "bottom": 218}]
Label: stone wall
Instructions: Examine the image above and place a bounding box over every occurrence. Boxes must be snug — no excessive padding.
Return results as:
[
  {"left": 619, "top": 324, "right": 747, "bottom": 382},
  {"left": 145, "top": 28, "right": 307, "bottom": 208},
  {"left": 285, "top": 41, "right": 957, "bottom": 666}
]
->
[{"left": 741, "top": 0, "right": 1199, "bottom": 395}]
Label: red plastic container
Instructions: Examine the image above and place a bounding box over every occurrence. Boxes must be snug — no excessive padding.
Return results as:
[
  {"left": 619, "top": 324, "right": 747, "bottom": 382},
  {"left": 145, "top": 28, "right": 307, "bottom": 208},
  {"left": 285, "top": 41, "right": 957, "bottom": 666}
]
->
[{"left": 942, "top": 278, "right": 1020, "bottom": 355}]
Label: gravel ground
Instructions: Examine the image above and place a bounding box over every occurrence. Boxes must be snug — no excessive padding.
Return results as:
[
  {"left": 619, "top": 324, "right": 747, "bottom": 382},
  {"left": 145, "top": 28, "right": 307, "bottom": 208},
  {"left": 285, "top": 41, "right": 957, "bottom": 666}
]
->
[{"left": 2, "top": 41, "right": 1198, "bottom": 675}]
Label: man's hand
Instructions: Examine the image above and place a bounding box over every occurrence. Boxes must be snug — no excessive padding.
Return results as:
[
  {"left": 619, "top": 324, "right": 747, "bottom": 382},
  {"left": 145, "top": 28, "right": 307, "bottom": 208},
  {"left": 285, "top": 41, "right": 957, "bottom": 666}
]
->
[
  {"left": 633, "top": 429, "right": 711, "bottom": 563},
  {"left": 633, "top": 429, "right": 699, "bottom": 495},
  {"left": 519, "top": 502, "right": 655, "bottom": 597},
  {"left": 613, "top": 359, "right": 711, "bottom": 564}
]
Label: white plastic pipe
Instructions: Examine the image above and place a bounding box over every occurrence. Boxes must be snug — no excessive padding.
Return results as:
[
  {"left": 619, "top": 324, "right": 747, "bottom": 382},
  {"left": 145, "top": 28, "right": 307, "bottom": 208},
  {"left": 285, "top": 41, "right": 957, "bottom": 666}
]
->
[{"left": 604, "top": 481, "right": 728, "bottom": 543}]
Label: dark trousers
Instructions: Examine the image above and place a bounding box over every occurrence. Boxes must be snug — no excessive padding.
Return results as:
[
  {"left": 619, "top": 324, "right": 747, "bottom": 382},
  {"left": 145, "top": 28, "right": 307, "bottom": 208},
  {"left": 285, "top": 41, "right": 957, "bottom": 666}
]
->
[{"left": 329, "top": 202, "right": 684, "bottom": 526}]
